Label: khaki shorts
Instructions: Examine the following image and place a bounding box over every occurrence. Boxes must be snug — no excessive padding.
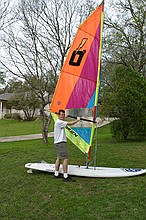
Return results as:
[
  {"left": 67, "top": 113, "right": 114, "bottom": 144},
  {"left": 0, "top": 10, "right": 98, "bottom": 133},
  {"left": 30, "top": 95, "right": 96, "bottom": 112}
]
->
[{"left": 54, "top": 142, "right": 68, "bottom": 159}]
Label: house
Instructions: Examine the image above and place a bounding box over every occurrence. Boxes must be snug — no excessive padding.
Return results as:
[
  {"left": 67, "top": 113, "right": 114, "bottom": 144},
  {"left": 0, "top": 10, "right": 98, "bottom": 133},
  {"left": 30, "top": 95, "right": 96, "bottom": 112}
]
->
[
  {"left": 0, "top": 92, "right": 51, "bottom": 119},
  {"left": 0, "top": 93, "right": 14, "bottom": 119}
]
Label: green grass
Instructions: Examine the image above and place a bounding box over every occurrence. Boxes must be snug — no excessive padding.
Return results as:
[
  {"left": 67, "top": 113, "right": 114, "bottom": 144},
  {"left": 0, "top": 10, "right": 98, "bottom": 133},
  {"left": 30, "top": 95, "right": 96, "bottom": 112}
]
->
[
  {"left": 0, "top": 119, "right": 54, "bottom": 137},
  {"left": 0, "top": 121, "right": 146, "bottom": 220}
]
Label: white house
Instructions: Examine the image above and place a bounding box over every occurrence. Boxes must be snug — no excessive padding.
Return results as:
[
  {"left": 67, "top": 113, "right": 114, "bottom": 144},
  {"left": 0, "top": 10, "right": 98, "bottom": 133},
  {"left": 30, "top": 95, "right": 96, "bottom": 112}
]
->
[
  {"left": 0, "top": 93, "right": 14, "bottom": 119},
  {"left": 0, "top": 92, "right": 51, "bottom": 119}
]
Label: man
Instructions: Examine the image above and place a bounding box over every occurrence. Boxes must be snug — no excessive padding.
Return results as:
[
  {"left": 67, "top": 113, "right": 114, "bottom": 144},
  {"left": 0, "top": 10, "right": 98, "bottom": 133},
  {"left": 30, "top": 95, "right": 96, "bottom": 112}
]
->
[{"left": 54, "top": 109, "right": 80, "bottom": 182}]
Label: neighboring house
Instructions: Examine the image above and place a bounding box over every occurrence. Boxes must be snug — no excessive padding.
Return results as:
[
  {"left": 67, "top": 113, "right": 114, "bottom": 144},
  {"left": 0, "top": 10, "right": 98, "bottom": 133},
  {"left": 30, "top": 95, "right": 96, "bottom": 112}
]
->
[
  {"left": 0, "top": 93, "right": 14, "bottom": 119},
  {"left": 0, "top": 92, "right": 51, "bottom": 119}
]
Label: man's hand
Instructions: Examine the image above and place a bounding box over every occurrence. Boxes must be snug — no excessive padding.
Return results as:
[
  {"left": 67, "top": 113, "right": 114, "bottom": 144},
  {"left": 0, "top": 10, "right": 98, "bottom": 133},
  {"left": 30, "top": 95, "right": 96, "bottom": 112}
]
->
[{"left": 77, "top": 117, "right": 80, "bottom": 121}]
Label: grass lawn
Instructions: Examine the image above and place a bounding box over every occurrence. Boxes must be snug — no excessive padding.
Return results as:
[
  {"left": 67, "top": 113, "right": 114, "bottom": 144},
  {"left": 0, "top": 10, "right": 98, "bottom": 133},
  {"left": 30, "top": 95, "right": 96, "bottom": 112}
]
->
[
  {"left": 0, "top": 119, "right": 54, "bottom": 137},
  {"left": 0, "top": 121, "right": 146, "bottom": 220}
]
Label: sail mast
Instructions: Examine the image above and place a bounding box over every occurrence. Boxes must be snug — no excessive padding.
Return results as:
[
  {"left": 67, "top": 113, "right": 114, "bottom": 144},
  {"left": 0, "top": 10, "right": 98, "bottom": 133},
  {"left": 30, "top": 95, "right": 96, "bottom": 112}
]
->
[{"left": 87, "top": 1, "right": 104, "bottom": 164}]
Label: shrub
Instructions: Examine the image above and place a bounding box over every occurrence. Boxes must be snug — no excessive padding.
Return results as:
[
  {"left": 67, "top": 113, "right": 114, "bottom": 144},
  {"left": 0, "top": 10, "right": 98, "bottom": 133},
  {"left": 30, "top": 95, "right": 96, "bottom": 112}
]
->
[
  {"left": 101, "top": 66, "right": 146, "bottom": 140},
  {"left": 4, "top": 113, "right": 12, "bottom": 119},
  {"left": 11, "top": 113, "right": 22, "bottom": 120},
  {"left": 4, "top": 113, "right": 21, "bottom": 120}
]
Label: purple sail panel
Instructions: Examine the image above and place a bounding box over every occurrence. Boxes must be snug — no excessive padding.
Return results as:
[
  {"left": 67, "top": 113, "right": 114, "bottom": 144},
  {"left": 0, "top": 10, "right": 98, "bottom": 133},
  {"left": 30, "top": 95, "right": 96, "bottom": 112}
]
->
[
  {"left": 66, "top": 24, "right": 101, "bottom": 109},
  {"left": 80, "top": 24, "right": 101, "bottom": 81},
  {"left": 66, "top": 77, "right": 96, "bottom": 108}
]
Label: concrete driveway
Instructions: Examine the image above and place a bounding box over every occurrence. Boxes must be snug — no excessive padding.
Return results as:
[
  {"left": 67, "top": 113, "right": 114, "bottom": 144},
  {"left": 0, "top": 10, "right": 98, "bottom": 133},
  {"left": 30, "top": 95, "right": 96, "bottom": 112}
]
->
[{"left": 0, "top": 132, "right": 54, "bottom": 142}]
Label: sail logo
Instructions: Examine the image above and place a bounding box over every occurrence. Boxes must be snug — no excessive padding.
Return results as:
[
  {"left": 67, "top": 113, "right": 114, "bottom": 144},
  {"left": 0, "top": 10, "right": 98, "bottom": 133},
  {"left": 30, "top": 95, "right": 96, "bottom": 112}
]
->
[
  {"left": 69, "top": 38, "right": 88, "bottom": 66},
  {"left": 124, "top": 168, "right": 142, "bottom": 172},
  {"left": 66, "top": 126, "right": 78, "bottom": 137}
]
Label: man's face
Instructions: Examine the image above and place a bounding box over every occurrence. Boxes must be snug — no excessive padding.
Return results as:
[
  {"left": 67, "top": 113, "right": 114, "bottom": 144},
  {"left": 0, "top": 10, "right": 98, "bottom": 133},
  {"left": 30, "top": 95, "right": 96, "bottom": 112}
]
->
[{"left": 59, "top": 112, "right": 65, "bottom": 120}]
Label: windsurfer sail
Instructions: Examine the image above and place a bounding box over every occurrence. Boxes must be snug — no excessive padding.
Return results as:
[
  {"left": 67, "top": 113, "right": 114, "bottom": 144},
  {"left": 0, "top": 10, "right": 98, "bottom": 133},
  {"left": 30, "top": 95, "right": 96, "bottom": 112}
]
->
[{"left": 50, "top": 1, "right": 104, "bottom": 158}]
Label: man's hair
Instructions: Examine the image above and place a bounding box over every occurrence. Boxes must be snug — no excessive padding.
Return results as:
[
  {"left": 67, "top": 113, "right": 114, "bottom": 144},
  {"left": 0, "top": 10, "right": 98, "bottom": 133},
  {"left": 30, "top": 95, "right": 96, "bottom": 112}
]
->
[{"left": 58, "top": 109, "right": 65, "bottom": 115}]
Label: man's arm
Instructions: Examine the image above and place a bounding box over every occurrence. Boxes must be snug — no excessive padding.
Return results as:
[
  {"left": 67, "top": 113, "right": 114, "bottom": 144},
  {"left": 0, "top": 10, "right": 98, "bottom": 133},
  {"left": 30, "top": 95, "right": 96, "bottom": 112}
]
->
[{"left": 67, "top": 117, "right": 80, "bottom": 126}]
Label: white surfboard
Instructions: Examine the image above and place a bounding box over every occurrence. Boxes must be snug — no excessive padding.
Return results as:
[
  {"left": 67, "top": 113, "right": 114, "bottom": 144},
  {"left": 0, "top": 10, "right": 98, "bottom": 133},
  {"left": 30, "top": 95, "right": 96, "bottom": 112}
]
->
[{"left": 25, "top": 162, "right": 146, "bottom": 178}]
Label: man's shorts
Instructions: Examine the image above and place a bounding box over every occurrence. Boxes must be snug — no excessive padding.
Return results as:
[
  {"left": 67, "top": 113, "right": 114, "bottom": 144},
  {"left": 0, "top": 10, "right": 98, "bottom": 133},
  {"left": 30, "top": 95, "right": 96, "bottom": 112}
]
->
[{"left": 54, "top": 142, "right": 68, "bottom": 159}]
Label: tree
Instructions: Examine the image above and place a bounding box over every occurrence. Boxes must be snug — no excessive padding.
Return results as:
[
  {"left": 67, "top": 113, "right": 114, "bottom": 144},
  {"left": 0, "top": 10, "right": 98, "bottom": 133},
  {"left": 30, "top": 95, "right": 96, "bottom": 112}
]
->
[
  {"left": 3, "top": 77, "right": 23, "bottom": 93},
  {"left": 0, "top": 0, "right": 18, "bottom": 89},
  {"left": 101, "top": 65, "right": 146, "bottom": 140},
  {"left": 1, "top": 0, "right": 96, "bottom": 143},
  {"left": 0, "top": 70, "right": 5, "bottom": 87},
  {"left": 0, "top": 0, "right": 14, "bottom": 31},
  {"left": 4, "top": 78, "right": 41, "bottom": 121},
  {"left": 8, "top": 92, "right": 41, "bottom": 121},
  {"left": 103, "top": 0, "right": 145, "bottom": 77}
]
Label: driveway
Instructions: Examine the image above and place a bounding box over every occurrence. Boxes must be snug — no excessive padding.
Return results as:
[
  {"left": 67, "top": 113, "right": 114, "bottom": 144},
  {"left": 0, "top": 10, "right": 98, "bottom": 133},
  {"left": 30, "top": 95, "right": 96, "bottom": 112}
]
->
[{"left": 0, "top": 132, "right": 54, "bottom": 142}]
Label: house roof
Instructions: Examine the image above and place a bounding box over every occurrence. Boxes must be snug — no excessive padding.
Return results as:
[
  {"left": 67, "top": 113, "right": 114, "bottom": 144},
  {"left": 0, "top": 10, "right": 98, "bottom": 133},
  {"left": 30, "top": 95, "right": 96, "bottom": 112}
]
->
[
  {"left": 0, "top": 93, "right": 14, "bottom": 101},
  {"left": 0, "top": 92, "right": 53, "bottom": 102}
]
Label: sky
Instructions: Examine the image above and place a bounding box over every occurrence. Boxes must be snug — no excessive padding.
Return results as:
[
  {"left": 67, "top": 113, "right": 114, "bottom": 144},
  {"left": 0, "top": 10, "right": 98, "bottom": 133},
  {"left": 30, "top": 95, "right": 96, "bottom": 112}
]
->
[{"left": 0, "top": 0, "right": 116, "bottom": 87}]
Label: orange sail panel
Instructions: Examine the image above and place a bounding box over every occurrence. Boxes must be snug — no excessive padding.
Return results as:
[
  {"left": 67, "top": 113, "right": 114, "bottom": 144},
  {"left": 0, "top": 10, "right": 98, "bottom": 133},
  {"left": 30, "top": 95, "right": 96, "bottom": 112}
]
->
[{"left": 50, "top": 3, "right": 103, "bottom": 113}]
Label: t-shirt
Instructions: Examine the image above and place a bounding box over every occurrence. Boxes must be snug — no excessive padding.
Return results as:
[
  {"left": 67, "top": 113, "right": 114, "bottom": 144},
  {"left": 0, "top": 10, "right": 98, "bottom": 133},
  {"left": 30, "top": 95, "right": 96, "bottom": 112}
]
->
[{"left": 54, "top": 119, "right": 68, "bottom": 144}]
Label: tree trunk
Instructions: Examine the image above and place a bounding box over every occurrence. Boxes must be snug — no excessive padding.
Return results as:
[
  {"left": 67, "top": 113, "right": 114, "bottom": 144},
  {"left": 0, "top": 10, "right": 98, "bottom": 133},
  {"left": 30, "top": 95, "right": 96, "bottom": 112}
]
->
[{"left": 41, "top": 108, "right": 52, "bottom": 144}]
